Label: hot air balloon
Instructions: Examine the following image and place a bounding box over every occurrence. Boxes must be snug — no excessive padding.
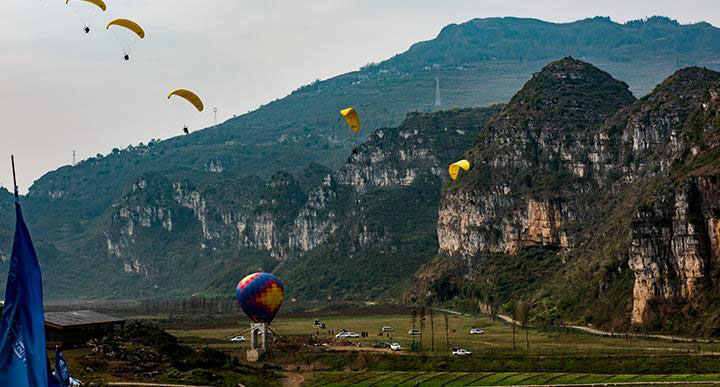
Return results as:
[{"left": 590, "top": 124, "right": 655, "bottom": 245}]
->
[
  {"left": 449, "top": 159, "right": 470, "bottom": 181},
  {"left": 65, "top": 0, "right": 106, "bottom": 34},
  {"left": 167, "top": 89, "right": 204, "bottom": 134},
  {"left": 341, "top": 108, "right": 361, "bottom": 134},
  {"left": 106, "top": 18, "right": 145, "bottom": 61},
  {"left": 235, "top": 272, "right": 284, "bottom": 324}
]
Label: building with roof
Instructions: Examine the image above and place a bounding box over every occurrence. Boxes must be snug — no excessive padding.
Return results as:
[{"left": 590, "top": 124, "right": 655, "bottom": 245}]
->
[{"left": 45, "top": 310, "right": 125, "bottom": 348}]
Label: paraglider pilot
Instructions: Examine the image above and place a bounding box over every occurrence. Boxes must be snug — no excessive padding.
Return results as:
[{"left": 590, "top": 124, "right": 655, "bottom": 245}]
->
[
  {"left": 183, "top": 126, "right": 189, "bottom": 135},
  {"left": 84, "top": 26, "right": 90, "bottom": 33},
  {"left": 124, "top": 53, "right": 129, "bottom": 61}
]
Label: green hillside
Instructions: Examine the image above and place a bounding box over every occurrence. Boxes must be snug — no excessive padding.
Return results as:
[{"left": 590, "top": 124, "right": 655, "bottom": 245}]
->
[{"left": 2, "top": 17, "right": 720, "bottom": 303}]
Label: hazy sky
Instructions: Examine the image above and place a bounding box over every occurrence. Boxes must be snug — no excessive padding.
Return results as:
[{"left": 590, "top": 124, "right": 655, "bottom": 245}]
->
[{"left": 1, "top": 0, "right": 718, "bottom": 192}]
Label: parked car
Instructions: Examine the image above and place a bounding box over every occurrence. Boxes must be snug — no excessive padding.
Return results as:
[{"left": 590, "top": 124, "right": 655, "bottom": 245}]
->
[
  {"left": 470, "top": 328, "right": 485, "bottom": 335},
  {"left": 230, "top": 335, "right": 246, "bottom": 342},
  {"left": 452, "top": 348, "right": 472, "bottom": 356},
  {"left": 336, "top": 331, "right": 360, "bottom": 338},
  {"left": 373, "top": 341, "right": 391, "bottom": 348},
  {"left": 381, "top": 326, "right": 393, "bottom": 332},
  {"left": 390, "top": 343, "right": 402, "bottom": 351},
  {"left": 408, "top": 329, "right": 421, "bottom": 335}
]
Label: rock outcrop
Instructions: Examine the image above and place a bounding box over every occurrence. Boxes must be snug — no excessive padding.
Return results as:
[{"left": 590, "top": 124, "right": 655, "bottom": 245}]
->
[
  {"left": 426, "top": 59, "right": 720, "bottom": 332},
  {"left": 438, "top": 58, "right": 636, "bottom": 258},
  {"left": 101, "top": 107, "right": 500, "bottom": 298}
]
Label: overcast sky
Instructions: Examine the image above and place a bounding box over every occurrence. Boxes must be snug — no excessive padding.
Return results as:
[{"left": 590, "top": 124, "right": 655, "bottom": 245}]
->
[{"left": 1, "top": 0, "right": 718, "bottom": 192}]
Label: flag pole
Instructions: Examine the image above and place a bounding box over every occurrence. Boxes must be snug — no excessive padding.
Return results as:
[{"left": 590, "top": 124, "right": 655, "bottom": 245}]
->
[{"left": 11, "top": 155, "right": 18, "bottom": 198}]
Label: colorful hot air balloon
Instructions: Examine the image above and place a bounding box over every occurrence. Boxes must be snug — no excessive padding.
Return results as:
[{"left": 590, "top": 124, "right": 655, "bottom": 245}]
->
[{"left": 235, "top": 272, "right": 285, "bottom": 324}]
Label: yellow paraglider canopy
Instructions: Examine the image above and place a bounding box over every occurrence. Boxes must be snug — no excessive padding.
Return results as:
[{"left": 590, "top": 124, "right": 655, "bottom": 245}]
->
[
  {"left": 66, "top": 0, "right": 106, "bottom": 11},
  {"left": 340, "top": 108, "right": 361, "bottom": 134},
  {"left": 448, "top": 160, "right": 471, "bottom": 181},
  {"left": 106, "top": 18, "right": 145, "bottom": 39},
  {"left": 167, "top": 89, "right": 204, "bottom": 112}
]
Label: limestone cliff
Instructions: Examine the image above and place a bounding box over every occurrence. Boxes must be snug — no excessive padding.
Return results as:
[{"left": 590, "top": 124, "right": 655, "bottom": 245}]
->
[
  {"left": 101, "top": 107, "right": 499, "bottom": 298},
  {"left": 438, "top": 58, "right": 636, "bottom": 258},
  {"left": 422, "top": 59, "right": 720, "bottom": 333}
]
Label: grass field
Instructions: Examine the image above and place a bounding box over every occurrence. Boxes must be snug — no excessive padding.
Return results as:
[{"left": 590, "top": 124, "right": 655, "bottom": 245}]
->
[
  {"left": 307, "top": 371, "right": 720, "bottom": 386},
  {"left": 159, "top": 310, "right": 720, "bottom": 385},
  {"left": 167, "top": 310, "right": 720, "bottom": 357}
]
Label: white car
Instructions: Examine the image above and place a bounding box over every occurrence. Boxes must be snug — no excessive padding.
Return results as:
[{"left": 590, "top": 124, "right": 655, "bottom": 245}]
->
[
  {"left": 230, "top": 335, "right": 246, "bottom": 342},
  {"left": 408, "top": 329, "right": 421, "bottom": 335},
  {"left": 336, "top": 331, "right": 360, "bottom": 338},
  {"left": 452, "top": 348, "right": 472, "bottom": 356},
  {"left": 335, "top": 332, "right": 349, "bottom": 338},
  {"left": 381, "top": 326, "right": 393, "bottom": 332},
  {"left": 389, "top": 343, "right": 402, "bottom": 351},
  {"left": 470, "top": 328, "right": 485, "bottom": 335}
]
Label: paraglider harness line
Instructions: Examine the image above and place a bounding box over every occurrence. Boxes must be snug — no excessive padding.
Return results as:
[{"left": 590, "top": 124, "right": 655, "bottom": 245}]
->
[
  {"left": 11, "top": 155, "right": 18, "bottom": 199},
  {"left": 67, "top": 3, "right": 101, "bottom": 31}
]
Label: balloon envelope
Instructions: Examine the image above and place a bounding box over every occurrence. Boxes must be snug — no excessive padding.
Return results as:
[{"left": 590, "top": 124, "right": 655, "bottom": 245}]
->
[{"left": 235, "top": 272, "right": 285, "bottom": 324}]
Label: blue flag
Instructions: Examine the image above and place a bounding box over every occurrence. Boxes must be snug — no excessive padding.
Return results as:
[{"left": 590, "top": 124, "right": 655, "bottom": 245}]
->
[
  {"left": 0, "top": 199, "right": 49, "bottom": 386},
  {"left": 53, "top": 348, "right": 69, "bottom": 387}
]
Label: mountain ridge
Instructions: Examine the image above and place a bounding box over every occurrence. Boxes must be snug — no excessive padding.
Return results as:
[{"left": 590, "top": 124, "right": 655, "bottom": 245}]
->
[
  {"left": 418, "top": 59, "right": 720, "bottom": 335},
  {"left": 2, "top": 17, "right": 720, "bottom": 324}
]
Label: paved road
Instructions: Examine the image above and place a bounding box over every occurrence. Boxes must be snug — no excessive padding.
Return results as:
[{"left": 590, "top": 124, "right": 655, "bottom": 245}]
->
[
  {"left": 567, "top": 325, "right": 712, "bottom": 343},
  {"left": 434, "top": 308, "right": 712, "bottom": 344}
]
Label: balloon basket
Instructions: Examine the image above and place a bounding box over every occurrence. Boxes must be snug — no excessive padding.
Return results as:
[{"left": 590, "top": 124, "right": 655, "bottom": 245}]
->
[{"left": 247, "top": 322, "right": 268, "bottom": 362}]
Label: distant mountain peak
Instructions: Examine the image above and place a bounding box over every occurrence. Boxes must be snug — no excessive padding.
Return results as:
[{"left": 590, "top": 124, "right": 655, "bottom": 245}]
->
[{"left": 494, "top": 57, "right": 635, "bottom": 129}]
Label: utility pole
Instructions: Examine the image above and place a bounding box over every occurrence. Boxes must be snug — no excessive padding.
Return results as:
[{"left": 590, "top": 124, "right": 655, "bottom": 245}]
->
[
  {"left": 435, "top": 77, "right": 442, "bottom": 108},
  {"left": 72, "top": 151, "right": 76, "bottom": 166},
  {"left": 444, "top": 313, "right": 449, "bottom": 351},
  {"left": 411, "top": 307, "right": 417, "bottom": 348},
  {"left": 420, "top": 306, "right": 425, "bottom": 352},
  {"left": 430, "top": 308, "right": 435, "bottom": 352}
]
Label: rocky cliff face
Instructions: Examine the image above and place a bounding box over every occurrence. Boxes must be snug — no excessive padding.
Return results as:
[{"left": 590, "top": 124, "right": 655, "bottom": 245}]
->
[
  {"left": 424, "top": 59, "right": 720, "bottom": 333},
  {"left": 99, "top": 107, "right": 499, "bottom": 298},
  {"left": 438, "top": 58, "right": 636, "bottom": 259},
  {"left": 626, "top": 77, "right": 720, "bottom": 328},
  {"left": 628, "top": 178, "right": 720, "bottom": 324}
]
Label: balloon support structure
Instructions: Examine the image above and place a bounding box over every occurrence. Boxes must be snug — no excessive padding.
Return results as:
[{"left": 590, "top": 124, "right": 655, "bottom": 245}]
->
[{"left": 247, "top": 322, "right": 269, "bottom": 362}]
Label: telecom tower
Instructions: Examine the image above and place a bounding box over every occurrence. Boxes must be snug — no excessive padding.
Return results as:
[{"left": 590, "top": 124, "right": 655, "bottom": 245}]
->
[
  {"left": 213, "top": 107, "right": 218, "bottom": 125},
  {"left": 435, "top": 77, "right": 442, "bottom": 108}
]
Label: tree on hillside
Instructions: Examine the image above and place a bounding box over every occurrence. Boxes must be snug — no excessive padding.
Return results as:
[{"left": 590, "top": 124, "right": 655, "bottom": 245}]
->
[
  {"left": 517, "top": 302, "right": 531, "bottom": 352},
  {"left": 509, "top": 302, "right": 517, "bottom": 351}
]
